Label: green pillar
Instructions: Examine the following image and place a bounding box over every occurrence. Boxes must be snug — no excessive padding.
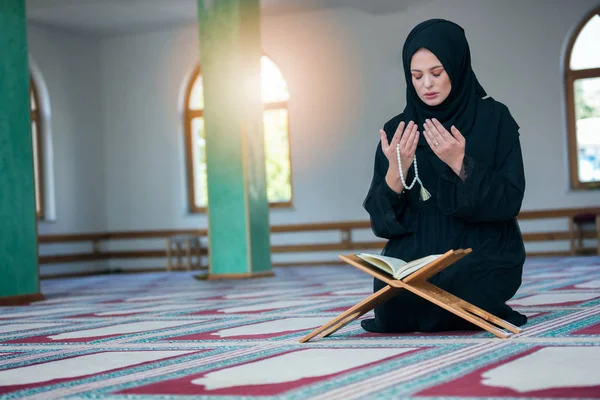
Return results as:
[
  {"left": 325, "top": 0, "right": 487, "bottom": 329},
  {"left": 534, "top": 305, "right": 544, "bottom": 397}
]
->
[
  {"left": 0, "top": 0, "right": 43, "bottom": 304},
  {"left": 197, "top": 0, "right": 272, "bottom": 279}
]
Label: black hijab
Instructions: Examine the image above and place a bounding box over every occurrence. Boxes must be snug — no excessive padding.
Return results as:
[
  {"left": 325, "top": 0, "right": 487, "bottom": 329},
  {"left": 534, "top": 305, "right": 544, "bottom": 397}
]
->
[
  {"left": 398, "top": 19, "right": 519, "bottom": 169},
  {"left": 402, "top": 19, "right": 483, "bottom": 142}
]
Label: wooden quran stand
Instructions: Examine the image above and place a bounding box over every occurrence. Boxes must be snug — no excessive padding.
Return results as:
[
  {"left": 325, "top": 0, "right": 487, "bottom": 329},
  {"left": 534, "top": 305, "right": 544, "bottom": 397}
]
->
[{"left": 299, "top": 249, "right": 522, "bottom": 343}]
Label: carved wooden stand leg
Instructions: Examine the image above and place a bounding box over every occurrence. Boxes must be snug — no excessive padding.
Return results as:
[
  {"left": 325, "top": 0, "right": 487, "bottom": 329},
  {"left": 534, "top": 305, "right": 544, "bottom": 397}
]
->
[
  {"left": 406, "top": 281, "right": 522, "bottom": 339},
  {"left": 299, "top": 286, "right": 400, "bottom": 343}
]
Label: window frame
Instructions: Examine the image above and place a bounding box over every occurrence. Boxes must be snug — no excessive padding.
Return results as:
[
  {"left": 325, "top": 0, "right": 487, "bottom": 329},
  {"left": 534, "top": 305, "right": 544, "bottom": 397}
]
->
[
  {"left": 564, "top": 6, "right": 600, "bottom": 190},
  {"left": 30, "top": 77, "right": 45, "bottom": 219},
  {"left": 183, "top": 61, "right": 294, "bottom": 213}
]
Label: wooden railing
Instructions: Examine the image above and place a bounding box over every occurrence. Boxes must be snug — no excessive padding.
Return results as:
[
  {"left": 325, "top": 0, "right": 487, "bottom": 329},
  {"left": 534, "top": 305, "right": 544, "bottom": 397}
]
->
[
  {"left": 38, "top": 230, "right": 208, "bottom": 264},
  {"left": 38, "top": 207, "right": 600, "bottom": 275}
]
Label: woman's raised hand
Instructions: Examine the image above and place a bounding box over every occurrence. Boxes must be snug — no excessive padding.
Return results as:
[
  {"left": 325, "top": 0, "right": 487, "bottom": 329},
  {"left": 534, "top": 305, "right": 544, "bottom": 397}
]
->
[
  {"left": 422, "top": 118, "right": 466, "bottom": 178},
  {"left": 380, "top": 121, "right": 419, "bottom": 193}
]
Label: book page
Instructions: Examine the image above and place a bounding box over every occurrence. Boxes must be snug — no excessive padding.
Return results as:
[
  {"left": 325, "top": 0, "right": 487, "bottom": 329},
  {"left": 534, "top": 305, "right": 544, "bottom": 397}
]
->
[
  {"left": 396, "top": 254, "right": 442, "bottom": 280},
  {"left": 357, "top": 253, "right": 443, "bottom": 280},
  {"left": 356, "top": 254, "right": 406, "bottom": 276}
]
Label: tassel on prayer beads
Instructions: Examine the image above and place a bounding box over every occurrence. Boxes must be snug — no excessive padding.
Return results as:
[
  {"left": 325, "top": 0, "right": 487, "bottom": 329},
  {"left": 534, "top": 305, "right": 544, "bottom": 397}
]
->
[{"left": 419, "top": 185, "right": 431, "bottom": 201}]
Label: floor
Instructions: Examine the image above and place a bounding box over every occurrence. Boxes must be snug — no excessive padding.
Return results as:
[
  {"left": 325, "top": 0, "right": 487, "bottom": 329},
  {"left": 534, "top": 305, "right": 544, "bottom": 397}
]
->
[{"left": 0, "top": 256, "right": 599, "bottom": 399}]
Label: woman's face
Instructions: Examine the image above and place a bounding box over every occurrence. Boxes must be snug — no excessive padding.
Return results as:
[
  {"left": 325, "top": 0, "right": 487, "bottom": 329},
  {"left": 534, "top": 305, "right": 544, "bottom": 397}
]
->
[{"left": 410, "top": 48, "right": 451, "bottom": 106}]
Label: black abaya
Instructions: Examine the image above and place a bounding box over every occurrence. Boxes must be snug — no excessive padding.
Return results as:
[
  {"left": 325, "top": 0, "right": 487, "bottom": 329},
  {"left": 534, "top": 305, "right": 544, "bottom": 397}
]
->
[{"left": 363, "top": 100, "right": 528, "bottom": 333}]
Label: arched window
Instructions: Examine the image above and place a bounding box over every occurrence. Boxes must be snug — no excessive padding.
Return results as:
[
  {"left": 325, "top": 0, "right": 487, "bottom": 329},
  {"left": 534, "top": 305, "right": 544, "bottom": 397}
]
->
[
  {"left": 30, "top": 77, "right": 44, "bottom": 219},
  {"left": 183, "top": 55, "right": 293, "bottom": 212},
  {"left": 565, "top": 7, "right": 600, "bottom": 189}
]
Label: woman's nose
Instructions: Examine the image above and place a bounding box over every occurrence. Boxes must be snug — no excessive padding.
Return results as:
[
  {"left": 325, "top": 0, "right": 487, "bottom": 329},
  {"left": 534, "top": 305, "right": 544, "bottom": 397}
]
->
[{"left": 424, "top": 76, "right": 433, "bottom": 88}]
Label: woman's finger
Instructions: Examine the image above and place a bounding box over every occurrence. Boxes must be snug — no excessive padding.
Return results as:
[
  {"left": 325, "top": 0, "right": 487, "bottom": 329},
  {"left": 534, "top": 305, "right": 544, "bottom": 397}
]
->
[
  {"left": 422, "top": 126, "right": 439, "bottom": 154},
  {"left": 414, "top": 130, "right": 421, "bottom": 150},
  {"left": 408, "top": 129, "right": 419, "bottom": 154},
  {"left": 380, "top": 129, "right": 389, "bottom": 150},
  {"left": 391, "top": 121, "right": 406, "bottom": 149},
  {"left": 425, "top": 119, "right": 445, "bottom": 149},
  {"left": 450, "top": 125, "right": 465, "bottom": 144},
  {"left": 432, "top": 118, "right": 452, "bottom": 141},
  {"left": 425, "top": 119, "right": 445, "bottom": 141},
  {"left": 397, "top": 121, "right": 413, "bottom": 149},
  {"left": 400, "top": 122, "right": 414, "bottom": 147},
  {"left": 405, "top": 123, "right": 418, "bottom": 151}
]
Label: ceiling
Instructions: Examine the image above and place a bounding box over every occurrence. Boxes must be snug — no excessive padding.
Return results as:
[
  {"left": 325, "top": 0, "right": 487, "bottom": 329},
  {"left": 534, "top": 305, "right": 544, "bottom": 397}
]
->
[{"left": 26, "top": 0, "right": 418, "bottom": 36}]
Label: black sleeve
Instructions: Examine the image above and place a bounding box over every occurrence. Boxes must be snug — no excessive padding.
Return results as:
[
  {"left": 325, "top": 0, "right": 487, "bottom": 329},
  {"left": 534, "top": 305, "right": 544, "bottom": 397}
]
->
[
  {"left": 437, "top": 138, "right": 525, "bottom": 222},
  {"left": 363, "top": 141, "right": 415, "bottom": 239}
]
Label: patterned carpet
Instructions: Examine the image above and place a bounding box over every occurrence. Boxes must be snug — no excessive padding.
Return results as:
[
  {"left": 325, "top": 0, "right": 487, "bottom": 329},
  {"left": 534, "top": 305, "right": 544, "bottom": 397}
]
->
[{"left": 0, "top": 256, "right": 599, "bottom": 399}]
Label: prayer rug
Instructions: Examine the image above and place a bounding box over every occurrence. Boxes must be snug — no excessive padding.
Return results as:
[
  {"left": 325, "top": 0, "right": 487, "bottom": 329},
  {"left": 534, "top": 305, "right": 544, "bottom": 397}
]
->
[{"left": 0, "top": 256, "right": 598, "bottom": 399}]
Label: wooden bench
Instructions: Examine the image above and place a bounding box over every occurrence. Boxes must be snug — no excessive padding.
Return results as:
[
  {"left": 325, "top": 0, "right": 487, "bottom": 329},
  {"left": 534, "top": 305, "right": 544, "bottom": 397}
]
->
[
  {"left": 166, "top": 234, "right": 203, "bottom": 271},
  {"left": 569, "top": 213, "right": 600, "bottom": 255}
]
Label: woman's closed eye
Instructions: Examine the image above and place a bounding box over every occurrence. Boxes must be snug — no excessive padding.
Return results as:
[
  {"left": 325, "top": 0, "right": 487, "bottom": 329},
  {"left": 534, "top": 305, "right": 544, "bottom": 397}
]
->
[{"left": 412, "top": 73, "right": 441, "bottom": 80}]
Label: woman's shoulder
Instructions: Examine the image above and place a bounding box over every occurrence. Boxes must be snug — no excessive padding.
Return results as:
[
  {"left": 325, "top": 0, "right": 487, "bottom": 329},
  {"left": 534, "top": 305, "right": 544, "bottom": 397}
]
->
[
  {"left": 479, "top": 96, "right": 513, "bottom": 118},
  {"left": 479, "top": 97, "right": 521, "bottom": 134}
]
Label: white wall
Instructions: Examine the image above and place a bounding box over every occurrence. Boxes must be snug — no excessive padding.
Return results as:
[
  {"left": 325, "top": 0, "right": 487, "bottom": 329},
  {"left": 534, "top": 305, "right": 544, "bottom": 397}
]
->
[
  {"left": 27, "top": 25, "right": 107, "bottom": 276},
  {"left": 28, "top": 25, "right": 106, "bottom": 234},
  {"left": 99, "top": 0, "right": 600, "bottom": 261},
  {"left": 32, "top": 0, "right": 600, "bottom": 271},
  {"left": 100, "top": 26, "right": 204, "bottom": 231}
]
